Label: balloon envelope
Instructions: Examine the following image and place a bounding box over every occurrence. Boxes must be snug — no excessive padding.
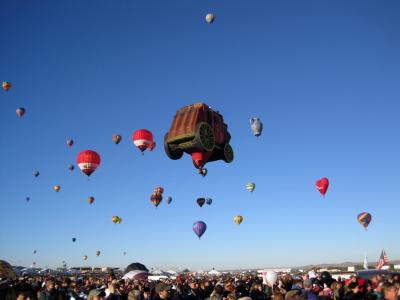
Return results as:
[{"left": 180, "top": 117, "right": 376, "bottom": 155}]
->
[
  {"left": 357, "top": 212, "right": 372, "bottom": 229},
  {"left": 2, "top": 82, "right": 12, "bottom": 91},
  {"left": 33, "top": 171, "right": 40, "bottom": 177},
  {"left": 246, "top": 182, "right": 255, "bottom": 193},
  {"left": 77, "top": 150, "right": 101, "bottom": 177},
  {"left": 250, "top": 117, "right": 263, "bottom": 137},
  {"left": 16, "top": 107, "right": 25, "bottom": 117},
  {"left": 112, "top": 134, "right": 122, "bottom": 144},
  {"left": 206, "top": 198, "right": 212, "bottom": 205},
  {"left": 316, "top": 177, "right": 329, "bottom": 196},
  {"left": 193, "top": 221, "right": 207, "bottom": 238},
  {"left": 166, "top": 196, "right": 172, "bottom": 204},
  {"left": 197, "top": 198, "right": 205, "bottom": 207},
  {"left": 234, "top": 215, "right": 243, "bottom": 225},
  {"left": 72, "top": 238, "right": 76, "bottom": 242},
  {"left": 205, "top": 13, "right": 215, "bottom": 23}
]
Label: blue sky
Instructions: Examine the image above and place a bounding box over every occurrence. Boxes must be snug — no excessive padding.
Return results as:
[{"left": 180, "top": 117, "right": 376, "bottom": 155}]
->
[{"left": 1, "top": 0, "right": 399, "bottom": 271}]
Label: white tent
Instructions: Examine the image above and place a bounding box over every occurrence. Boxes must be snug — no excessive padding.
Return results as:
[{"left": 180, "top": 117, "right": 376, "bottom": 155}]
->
[{"left": 208, "top": 269, "right": 221, "bottom": 275}]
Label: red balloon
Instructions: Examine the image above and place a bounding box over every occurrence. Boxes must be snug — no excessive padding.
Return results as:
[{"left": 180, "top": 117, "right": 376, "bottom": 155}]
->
[
  {"left": 316, "top": 177, "right": 329, "bottom": 196},
  {"left": 77, "top": 150, "right": 101, "bottom": 177},
  {"left": 133, "top": 129, "right": 155, "bottom": 153}
]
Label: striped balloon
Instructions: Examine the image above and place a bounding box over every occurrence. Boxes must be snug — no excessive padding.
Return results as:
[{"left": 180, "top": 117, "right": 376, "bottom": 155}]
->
[
  {"left": 246, "top": 182, "right": 255, "bottom": 193},
  {"left": 193, "top": 221, "right": 207, "bottom": 239},
  {"left": 357, "top": 212, "right": 372, "bottom": 230},
  {"left": 77, "top": 150, "right": 101, "bottom": 177}
]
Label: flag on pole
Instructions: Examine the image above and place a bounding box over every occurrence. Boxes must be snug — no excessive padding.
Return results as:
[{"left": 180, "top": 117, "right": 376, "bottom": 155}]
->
[
  {"left": 376, "top": 249, "right": 389, "bottom": 270},
  {"left": 363, "top": 254, "right": 368, "bottom": 270}
]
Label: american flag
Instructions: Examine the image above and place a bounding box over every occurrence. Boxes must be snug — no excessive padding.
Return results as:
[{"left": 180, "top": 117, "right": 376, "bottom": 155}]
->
[{"left": 376, "top": 249, "right": 389, "bottom": 269}]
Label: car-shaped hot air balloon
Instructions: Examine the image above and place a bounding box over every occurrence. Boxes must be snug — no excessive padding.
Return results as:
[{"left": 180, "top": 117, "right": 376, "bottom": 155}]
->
[{"left": 164, "top": 103, "right": 233, "bottom": 175}]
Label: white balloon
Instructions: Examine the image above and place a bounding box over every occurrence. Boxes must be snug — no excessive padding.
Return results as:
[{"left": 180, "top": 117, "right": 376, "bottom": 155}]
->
[
  {"left": 205, "top": 13, "right": 215, "bottom": 24},
  {"left": 266, "top": 271, "right": 278, "bottom": 286}
]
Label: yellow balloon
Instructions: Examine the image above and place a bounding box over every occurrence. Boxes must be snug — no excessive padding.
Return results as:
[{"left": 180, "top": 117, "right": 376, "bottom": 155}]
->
[
  {"left": 54, "top": 185, "right": 60, "bottom": 192},
  {"left": 234, "top": 215, "right": 243, "bottom": 225}
]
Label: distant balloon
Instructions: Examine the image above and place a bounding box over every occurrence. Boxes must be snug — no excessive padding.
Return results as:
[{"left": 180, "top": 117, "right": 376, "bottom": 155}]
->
[
  {"left": 206, "top": 198, "right": 212, "bottom": 205},
  {"left": 77, "top": 150, "right": 101, "bottom": 177},
  {"left": 205, "top": 13, "right": 215, "bottom": 24},
  {"left": 357, "top": 212, "right": 372, "bottom": 230},
  {"left": 72, "top": 237, "right": 76, "bottom": 242},
  {"left": 26, "top": 197, "right": 30, "bottom": 202},
  {"left": 33, "top": 171, "right": 40, "bottom": 177},
  {"left": 154, "top": 187, "right": 164, "bottom": 194},
  {"left": 166, "top": 196, "right": 172, "bottom": 205},
  {"left": 33, "top": 250, "right": 37, "bottom": 254},
  {"left": 133, "top": 129, "right": 156, "bottom": 154},
  {"left": 197, "top": 198, "right": 205, "bottom": 207},
  {"left": 54, "top": 185, "right": 60, "bottom": 192},
  {"left": 2, "top": 81, "right": 11, "bottom": 91},
  {"left": 66, "top": 139, "right": 74, "bottom": 147},
  {"left": 83, "top": 255, "right": 88, "bottom": 261},
  {"left": 112, "top": 216, "right": 122, "bottom": 224},
  {"left": 16, "top": 107, "right": 25, "bottom": 118},
  {"left": 112, "top": 134, "right": 122, "bottom": 145},
  {"left": 246, "top": 182, "right": 255, "bottom": 193},
  {"left": 68, "top": 164, "right": 75, "bottom": 172},
  {"left": 87, "top": 196, "right": 94, "bottom": 205},
  {"left": 316, "top": 177, "right": 329, "bottom": 196},
  {"left": 250, "top": 117, "right": 263, "bottom": 137},
  {"left": 151, "top": 193, "right": 162, "bottom": 208},
  {"left": 193, "top": 221, "right": 207, "bottom": 239},
  {"left": 123, "top": 251, "right": 127, "bottom": 255},
  {"left": 234, "top": 215, "right": 243, "bottom": 225},
  {"left": 96, "top": 250, "right": 101, "bottom": 257}
]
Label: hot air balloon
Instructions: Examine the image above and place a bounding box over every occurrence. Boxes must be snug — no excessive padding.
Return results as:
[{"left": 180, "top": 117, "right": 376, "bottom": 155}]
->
[
  {"left": 87, "top": 196, "right": 94, "bottom": 205},
  {"left": 250, "top": 117, "right": 263, "bottom": 137},
  {"left": 68, "top": 164, "right": 75, "bottom": 172},
  {"left": 205, "top": 13, "right": 215, "bottom": 23},
  {"left": 77, "top": 150, "right": 101, "bottom": 177},
  {"left": 117, "top": 217, "right": 122, "bottom": 224},
  {"left": 197, "top": 198, "right": 205, "bottom": 207},
  {"left": 83, "top": 255, "right": 88, "bottom": 261},
  {"left": 54, "top": 185, "right": 60, "bottom": 192},
  {"left": 72, "top": 238, "right": 76, "bottom": 242},
  {"left": 112, "top": 134, "right": 122, "bottom": 145},
  {"left": 154, "top": 187, "right": 164, "bottom": 194},
  {"left": 123, "top": 251, "right": 127, "bottom": 255},
  {"left": 166, "top": 196, "right": 172, "bottom": 204},
  {"left": 96, "top": 250, "right": 101, "bottom": 256},
  {"left": 112, "top": 216, "right": 122, "bottom": 224},
  {"left": 133, "top": 129, "right": 155, "bottom": 154},
  {"left": 66, "top": 139, "right": 74, "bottom": 147},
  {"left": 316, "top": 177, "right": 329, "bottom": 196},
  {"left": 357, "top": 212, "right": 372, "bottom": 230},
  {"left": 33, "top": 250, "right": 37, "bottom": 254},
  {"left": 193, "top": 221, "right": 207, "bottom": 239},
  {"left": 2, "top": 81, "right": 11, "bottom": 91},
  {"left": 234, "top": 215, "right": 243, "bottom": 225},
  {"left": 33, "top": 171, "right": 40, "bottom": 177},
  {"left": 26, "top": 197, "right": 30, "bottom": 202},
  {"left": 206, "top": 198, "right": 212, "bottom": 205},
  {"left": 151, "top": 193, "right": 162, "bottom": 208},
  {"left": 16, "top": 107, "right": 25, "bottom": 118},
  {"left": 246, "top": 182, "right": 255, "bottom": 193}
]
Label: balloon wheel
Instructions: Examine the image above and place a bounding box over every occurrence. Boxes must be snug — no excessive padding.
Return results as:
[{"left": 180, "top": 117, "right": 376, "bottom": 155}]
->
[
  {"left": 195, "top": 122, "right": 215, "bottom": 152},
  {"left": 223, "top": 144, "right": 234, "bottom": 163}
]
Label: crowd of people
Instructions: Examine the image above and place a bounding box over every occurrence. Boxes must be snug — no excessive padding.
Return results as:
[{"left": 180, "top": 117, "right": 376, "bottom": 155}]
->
[{"left": 1, "top": 270, "right": 400, "bottom": 300}]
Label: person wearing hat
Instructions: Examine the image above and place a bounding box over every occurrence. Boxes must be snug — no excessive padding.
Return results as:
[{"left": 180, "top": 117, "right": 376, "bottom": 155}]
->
[
  {"left": 88, "top": 289, "right": 106, "bottom": 300},
  {"left": 153, "top": 283, "right": 172, "bottom": 300}
]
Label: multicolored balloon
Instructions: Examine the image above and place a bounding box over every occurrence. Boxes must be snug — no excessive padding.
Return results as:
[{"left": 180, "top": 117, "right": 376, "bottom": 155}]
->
[
  {"left": 112, "top": 134, "right": 122, "bottom": 145},
  {"left": 246, "top": 182, "right": 255, "bottom": 193},
  {"left": 96, "top": 250, "right": 101, "bottom": 256},
  {"left": 68, "top": 164, "right": 75, "bottom": 172},
  {"left": 87, "top": 196, "right": 94, "bottom": 205},
  {"left": 250, "top": 117, "right": 263, "bottom": 137},
  {"left": 205, "top": 13, "right": 215, "bottom": 24},
  {"left": 197, "top": 198, "right": 205, "bottom": 207},
  {"left": 66, "top": 139, "right": 74, "bottom": 147},
  {"left": 151, "top": 193, "right": 162, "bottom": 208},
  {"left": 357, "top": 212, "right": 372, "bottom": 230},
  {"left": 133, "top": 129, "right": 155, "bottom": 154},
  {"left": 54, "top": 185, "right": 60, "bottom": 192},
  {"left": 193, "top": 221, "right": 207, "bottom": 239},
  {"left": 234, "top": 215, "right": 243, "bottom": 225},
  {"left": 112, "top": 216, "right": 122, "bottom": 224},
  {"left": 316, "top": 177, "right": 329, "bottom": 196},
  {"left": 2, "top": 81, "right": 11, "bottom": 91},
  {"left": 16, "top": 107, "right": 25, "bottom": 118},
  {"left": 77, "top": 150, "right": 101, "bottom": 177},
  {"left": 33, "top": 170, "right": 40, "bottom": 177}
]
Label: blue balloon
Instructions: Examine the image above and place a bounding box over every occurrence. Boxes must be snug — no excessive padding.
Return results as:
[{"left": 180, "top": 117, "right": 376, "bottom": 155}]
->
[
  {"left": 193, "top": 221, "right": 207, "bottom": 239},
  {"left": 206, "top": 198, "right": 212, "bottom": 205},
  {"left": 167, "top": 196, "right": 172, "bottom": 204}
]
